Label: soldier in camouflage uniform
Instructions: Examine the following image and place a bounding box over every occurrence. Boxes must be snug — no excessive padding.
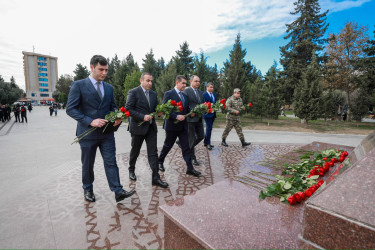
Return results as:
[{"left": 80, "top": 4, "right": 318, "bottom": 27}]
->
[{"left": 221, "top": 88, "right": 251, "bottom": 147}]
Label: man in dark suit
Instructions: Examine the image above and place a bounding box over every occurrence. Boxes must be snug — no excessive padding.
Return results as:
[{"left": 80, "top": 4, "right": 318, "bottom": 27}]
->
[
  {"left": 125, "top": 72, "right": 168, "bottom": 188},
  {"left": 203, "top": 82, "right": 217, "bottom": 150},
  {"left": 184, "top": 75, "right": 204, "bottom": 165},
  {"left": 157, "top": 75, "right": 201, "bottom": 177},
  {"left": 66, "top": 55, "right": 135, "bottom": 203}
]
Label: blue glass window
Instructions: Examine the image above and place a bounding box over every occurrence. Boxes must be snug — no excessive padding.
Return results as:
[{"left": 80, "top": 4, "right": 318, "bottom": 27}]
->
[
  {"left": 39, "top": 88, "right": 49, "bottom": 92},
  {"left": 31, "top": 93, "right": 36, "bottom": 97},
  {"left": 40, "top": 94, "right": 49, "bottom": 97}
]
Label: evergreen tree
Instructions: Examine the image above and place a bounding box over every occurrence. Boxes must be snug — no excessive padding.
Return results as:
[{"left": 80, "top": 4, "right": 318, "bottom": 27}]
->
[
  {"left": 222, "top": 33, "right": 255, "bottom": 102},
  {"left": 53, "top": 74, "right": 73, "bottom": 103},
  {"left": 142, "top": 49, "right": 162, "bottom": 91},
  {"left": 0, "top": 76, "right": 24, "bottom": 104},
  {"left": 207, "top": 64, "right": 222, "bottom": 99},
  {"left": 248, "top": 78, "right": 267, "bottom": 120},
  {"left": 294, "top": 54, "right": 323, "bottom": 125},
  {"left": 73, "top": 63, "right": 90, "bottom": 81},
  {"left": 106, "top": 54, "right": 120, "bottom": 85},
  {"left": 112, "top": 53, "right": 139, "bottom": 107},
  {"left": 174, "top": 41, "right": 193, "bottom": 78},
  {"left": 123, "top": 70, "right": 142, "bottom": 102},
  {"left": 263, "top": 62, "right": 282, "bottom": 120},
  {"left": 10, "top": 76, "right": 17, "bottom": 88},
  {"left": 157, "top": 57, "right": 166, "bottom": 71},
  {"left": 324, "top": 21, "right": 369, "bottom": 121},
  {"left": 192, "top": 51, "right": 211, "bottom": 91},
  {"left": 351, "top": 88, "right": 369, "bottom": 121},
  {"left": 156, "top": 60, "right": 178, "bottom": 102},
  {"left": 280, "top": 0, "right": 328, "bottom": 104}
]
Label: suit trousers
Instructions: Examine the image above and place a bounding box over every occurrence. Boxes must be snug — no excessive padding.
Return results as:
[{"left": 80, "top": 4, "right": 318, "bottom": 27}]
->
[
  {"left": 188, "top": 121, "right": 204, "bottom": 159},
  {"left": 158, "top": 129, "right": 194, "bottom": 171},
  {"left": 129, "top": 126, "right": 160, "bottom": 181},
  {"left": 203, "top": 117, "right": 215, "bottom": 145},
  {"left": 79, "top": 136, "right": 123, "bottom": 194}
]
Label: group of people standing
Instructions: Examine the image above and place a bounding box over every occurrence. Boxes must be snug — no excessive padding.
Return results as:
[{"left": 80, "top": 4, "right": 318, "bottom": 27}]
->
[
  {"left": 0, "top": 105, "right": 11, "bottom": 122},
  {"left": 66, "top": 55, "right": 251, "bottom": 203},
  {"left": 0, "top": 104, "right": 31, "bottom": 123}
]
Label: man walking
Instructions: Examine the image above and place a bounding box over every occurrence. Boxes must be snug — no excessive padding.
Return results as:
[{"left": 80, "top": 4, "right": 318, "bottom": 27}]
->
[
  {"left": 66, "top": 55, "right": 135, "bottom": 203},
  {"left": 221, "top": 88, "right": 251, "bottom": 147},
  {"left": 183, "top": 75, "right": 204, "bottom": 165},
  {"left": 203, "top": 82, "right": 217, "bottom": 150},
  {"left": 158, "top": 75, "right": 201, "bottom": 177},
  {"left": 125, "top": 72, "right": 168, "bottom": 188}
]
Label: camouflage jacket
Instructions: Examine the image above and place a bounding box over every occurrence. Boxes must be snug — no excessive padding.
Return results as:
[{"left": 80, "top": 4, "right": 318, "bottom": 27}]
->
[{"left": 226, "top": 95, "right": 243, "bottom": 120}]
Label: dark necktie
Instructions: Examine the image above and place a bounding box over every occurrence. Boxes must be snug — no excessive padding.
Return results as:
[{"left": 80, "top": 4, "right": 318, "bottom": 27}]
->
[
  {"left": 96, "top": 82, "right": 102, "bottom": 100},
  {"left": 145, "top": 90, "right": 152, "bottom": 124},
  {"left": 179, "top": 92, "right": 185, "bottom": 106}
]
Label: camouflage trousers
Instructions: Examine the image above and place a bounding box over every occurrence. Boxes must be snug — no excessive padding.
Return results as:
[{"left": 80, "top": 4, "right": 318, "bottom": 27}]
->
[{"left": 222, "top": 119, "right": 244, "bottom": 141}]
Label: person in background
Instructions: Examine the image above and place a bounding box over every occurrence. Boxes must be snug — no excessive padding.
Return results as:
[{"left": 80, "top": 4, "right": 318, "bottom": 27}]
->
[
  {"left": 13, "top": 104, "right": 20, "bottom": 122},
  {"left": 203, "top": 82, "right": 217, "bottom": 150},
  {"left": 20, "top": 105, "right": 27, "bottom": 123}
]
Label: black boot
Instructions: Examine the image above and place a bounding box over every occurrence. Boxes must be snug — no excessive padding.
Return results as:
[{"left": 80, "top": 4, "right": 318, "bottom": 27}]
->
[
  {"left": 241, "top": 139, "right": 251, "bottom": 147},
  {"left": 221, "top": 139, "right": 228, "bottom": 147}
]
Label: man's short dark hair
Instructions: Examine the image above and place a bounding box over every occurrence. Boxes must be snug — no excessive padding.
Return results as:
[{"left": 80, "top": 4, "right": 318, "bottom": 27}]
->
[
  {"left": 90, "top": 55, "right": 108, "bottom": 67},
  {"left": 205, "top": 82, "right": 214, "bottom": 88},
  {"left": 141, "top": 72, "right": 152, "bottom": 80},
  {"left": 175, "top": 75, "right": 187, "bottom": 83},
  {"left": 190, "top": 75, "right": 199, "bottom": 81}
]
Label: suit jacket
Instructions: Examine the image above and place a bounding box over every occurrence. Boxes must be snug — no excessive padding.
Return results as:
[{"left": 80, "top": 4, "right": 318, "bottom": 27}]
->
[
  {"left": 184, "top": 87, "right": 204, "bottom": 123},
  {"left": 66, "top": 77, "right": 116, "bottom": 139},
  {"left": 203, "top": 91, "right": 217, "bottom": 119},
  {"left": 162, "top": 88, "right": 190, "bottom": 132},
  {"left": 125, "top": 86, "right": 158, "bottom": 136}
]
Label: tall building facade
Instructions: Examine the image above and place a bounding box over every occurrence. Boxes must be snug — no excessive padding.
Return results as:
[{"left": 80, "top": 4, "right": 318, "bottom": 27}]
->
[{"left": 22, "top": 51, "right": 58, "bottom": 103}]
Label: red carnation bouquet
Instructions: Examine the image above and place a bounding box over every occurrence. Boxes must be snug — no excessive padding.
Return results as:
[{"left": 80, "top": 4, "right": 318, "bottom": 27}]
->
[
  {"left": 240, "top": 102, "right": 253, "bottom": 113},
  {"left": 174, "top": 102, "right": 214, "bottom": 124},
  {"left": 72, "top": 107, "right": 130, "bottom": 144},
  {"left": 138, "top": 99, "right": 180, "bottom": 126}
]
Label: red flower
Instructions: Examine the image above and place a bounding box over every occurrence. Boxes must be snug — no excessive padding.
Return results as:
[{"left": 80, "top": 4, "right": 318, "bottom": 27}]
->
[
  {"left": 288, "top": 195, "right": 296, "bottom": 205},
  {"left": 125, "top": 111, "right": 130, "bottom": 117},
  {"left": 323, "top": 157, "right": 328, "bottom": 161},
  {"left": 307, "top": 174, "right": 312, "bottom": 178},
  {"left": 310, "top": 169, "right": 317, "bottom": 175},
  {"left": 324, "top": 162, "right": 329, "bottom": 168},
  {"left": 178, "top": 105, "right": 183, "bottom": 111},
  {"left": 295, "top": 193, "right": 302, "bottom": 203},
  {"left": 248, "top": 103, "right": 253, "bottom": 107},
  {"left": 339, "top": 157, "right": 344, "bottom": 162},
  {"left": 323, "top": 166, "right": 329, "bottom": 173},
  {"left": 328, "top": 162, "right": 334, "bottom": 167},
  {"left": 317, "top": 180, "right": 324, "bottom": 186},
  {"left": 208, "top": 102, "right": 212, "bottom": 109},
  {"left": 298, "top": 192, "right": 305, "bottom": 200},
  {"left": 344, "top": 151, "right": 348, "bottom": 156},
  {"left": 120, "top": 106, "right": 126, "bottom": 113},
  {"left": 223, "top": 104, "right": 227, "bottom": 109},
  {"left": 331, "top": 158, "right": 337, "bottom": 163},
  {"left": 177, "top": 101, "right": 182, "bottom": 107},
  {"left": 171, "top": 100, "right": 177, "bottom": 106},
  {"left": 305, "top": 189, "right": 312, "bottom": 197},
  {"left": 220, "top": 99, "right": 226, "bottom": 105},
  {"left": 208, "top": 108, "right": 213, "bottom": 113}
]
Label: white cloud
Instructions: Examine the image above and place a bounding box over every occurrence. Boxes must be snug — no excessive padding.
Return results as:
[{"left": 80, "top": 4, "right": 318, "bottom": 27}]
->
[{"left": 0, "top": 0, "right": 370, "bottom": 89}]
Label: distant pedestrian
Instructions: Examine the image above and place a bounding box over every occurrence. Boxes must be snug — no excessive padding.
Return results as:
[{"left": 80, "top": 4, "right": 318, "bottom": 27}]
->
[
  {"left": 28, "top": 103, "right": 32, "bottom": 112},
  {"left": 49, "top": 106, "right": 54, "bottom": 116},
  {"left": 20, "top": 105, "right": 27, "bottom": 123},
  {"left": 0, "top": 105, "right": 4, "bottom": 122},
  {"left": 13, "top": 105, "right": 21, "bottom": 122},
  {"left": 5, "top": 105, "right": 11, "bottom": 121},
  {"left": 54, "top": 108, "right": 58, "bottom": 116}
]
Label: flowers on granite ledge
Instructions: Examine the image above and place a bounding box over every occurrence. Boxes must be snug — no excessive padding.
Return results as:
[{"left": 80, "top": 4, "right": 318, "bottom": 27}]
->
[{"left": 258, "top": 148, "right": 349, "bottom": 205}]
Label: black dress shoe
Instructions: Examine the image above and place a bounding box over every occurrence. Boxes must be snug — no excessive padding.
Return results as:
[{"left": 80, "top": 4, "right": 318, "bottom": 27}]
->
[
  {"left": 192, "top": 158, "right": 200, "bottom": 166},
  {"left": 84, "top": 191, "right": 96, "bottom": 202},
  {"left": 115, "top": 190, "right": 136, "bottom": 202},
  {"left": 207, "top": 145, "right": 214, "bottom": 150},
  {"left": 129, "top": 172, "right": 137, "bottom": 181},
  {"left": 204, "top": 144, "right": 208, "bottom": 147},
  {"left": 158, "top": 163, "right": 165, "bottom": 172},
  {"left": 186, "top": 169, "right": 201, "bottom": 177},
  {"left": 152, "top": 179, "right": 169, "bottom": 188}
]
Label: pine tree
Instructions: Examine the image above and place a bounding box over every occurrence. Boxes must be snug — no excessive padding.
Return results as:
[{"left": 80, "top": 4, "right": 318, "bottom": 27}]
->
[
  {"left": 73, "top": 63, "right": 90, "bottom": 81},
  {"left": 280, "top": 0, "right": 328, "bottom": 104},
  {"left": 142, "top": 49, "right": 162, "bottom": 91},
  {"left": 263, "top": 62, "right": 282, "bottom": 120},
  {"left": 113, "top": 53, "right": 139, "bottom": 107},
  {"left": 174, "top": 41, "right": 193, "bottom": 78},
  {"left": 106, "top": 54, "right": 120, "bottom": 85},
  {"left": 222, "top": 33, "right": 255, "bottom": 102},
  {"left": 156, "top": 60, "right": 178, "bottom": 102},
  {"left": 123, "top": 70, "right": 142, "bottom": 102},
  {"left": 192, "top": 51, "right": 211, "bottom": 91},
  {"left": 249, "top": 78, "right": 267, "bottom": 120},
  {"left": 294, "top": 54, "right": 323, "bottom": 125},
  {"left": 324, "top": 21, "right": 369, "bottom": 121}
]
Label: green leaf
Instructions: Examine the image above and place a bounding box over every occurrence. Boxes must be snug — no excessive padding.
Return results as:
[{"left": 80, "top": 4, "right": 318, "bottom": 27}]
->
[
  {"left": 259, "top": 191, "right": 266, "bottom": 199},
  {"left": 280, "top": 197, "right": 285, "bottom": 202},
  {"left": 309, "top": 175, "right": 319, "bottom": 180}
]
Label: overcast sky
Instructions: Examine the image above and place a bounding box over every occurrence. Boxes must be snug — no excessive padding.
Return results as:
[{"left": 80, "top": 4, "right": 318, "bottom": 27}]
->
[{"left": 0, "top": 0, "right": 374, "bottom": 90}]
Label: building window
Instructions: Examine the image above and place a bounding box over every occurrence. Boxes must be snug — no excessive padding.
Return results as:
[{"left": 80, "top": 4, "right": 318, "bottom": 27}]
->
[
  {"left": 39, "top": 83, "right": 48, "bottom": 87},
  {"left": 31, "top": 93, "right": 36, "bottom": 97},
  {"left": 40, "top": 94, "right": 49, "bottom": 97},
  {"left": 39, "top": 68, "right": 47, "bottom": 72},
  {"left": 40, "top": 88, "right": 49, "bottom": 92},
  {"left": 37, "top": 62, "right": 47, "bottom": 66},
  {"left": 38, "top": 73, "right": 48, "bottom": 76},
  {"left": 38, "top": 78, "right": 48, "bottom": 82}
]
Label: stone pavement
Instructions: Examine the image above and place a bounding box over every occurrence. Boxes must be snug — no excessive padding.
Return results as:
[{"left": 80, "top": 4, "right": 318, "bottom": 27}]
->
[{"left": 0, "top": 107, "right": 367, "bottom": 248}]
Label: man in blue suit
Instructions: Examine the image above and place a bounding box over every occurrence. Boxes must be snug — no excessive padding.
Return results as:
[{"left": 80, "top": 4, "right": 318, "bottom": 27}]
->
[
  {"left": 203, "top": 82, "right": 217, "bottom": 150},
  {"left": 66, "top": 55, "right": 135, "bottom": 203},
  {"left": 157, "top": 75, "right": 201, "bottom": 177}
]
